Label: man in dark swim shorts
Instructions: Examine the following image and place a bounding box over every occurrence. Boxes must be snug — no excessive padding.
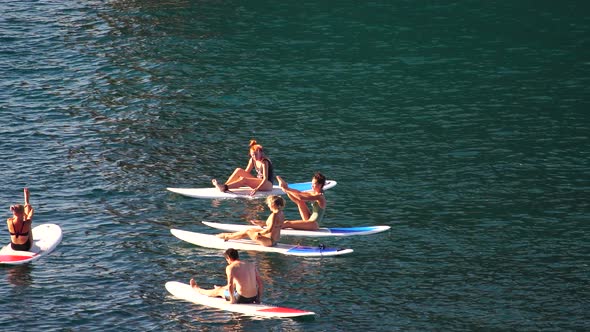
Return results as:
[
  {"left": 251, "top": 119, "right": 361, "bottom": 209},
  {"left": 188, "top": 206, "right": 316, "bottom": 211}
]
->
[
  {"left": 223, "top": 290, "right": 259, "bottom": 304},
  {"left": 190, "top": 248, "right": 263, "bottom": 304}
]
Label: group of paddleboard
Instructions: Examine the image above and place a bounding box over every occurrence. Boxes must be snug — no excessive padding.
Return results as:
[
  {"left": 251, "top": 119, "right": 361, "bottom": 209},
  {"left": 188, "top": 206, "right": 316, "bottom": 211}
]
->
[
  {"left": 166, "top": 139, "right": 391, "bottom": 318},
  {"left": 1, "top": 139, "right": 389, "bottom": 318}
]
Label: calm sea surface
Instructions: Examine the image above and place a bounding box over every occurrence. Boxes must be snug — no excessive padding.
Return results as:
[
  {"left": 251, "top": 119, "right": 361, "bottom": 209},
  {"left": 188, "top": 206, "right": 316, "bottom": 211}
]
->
[{"left": 1, "top": 1, "right": 589, "bottom": 331}]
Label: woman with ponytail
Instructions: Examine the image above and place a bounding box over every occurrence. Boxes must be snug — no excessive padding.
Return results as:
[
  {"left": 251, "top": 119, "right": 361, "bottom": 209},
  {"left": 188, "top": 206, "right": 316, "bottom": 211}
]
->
[{"left": 212, "top": 139, "right": 275, "bottom": 196}]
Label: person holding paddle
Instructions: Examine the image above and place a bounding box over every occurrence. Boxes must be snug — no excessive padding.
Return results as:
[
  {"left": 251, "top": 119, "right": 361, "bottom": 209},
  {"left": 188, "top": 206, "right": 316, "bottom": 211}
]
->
[
  {"left": 7, "top": 188, "right": 34, "bottom": 251},
  {"left": 212, "top": 139, "right": 275, "bottom": 196},
  {"left": 190, "top": 248, "right": 263, "bottom": 304}
]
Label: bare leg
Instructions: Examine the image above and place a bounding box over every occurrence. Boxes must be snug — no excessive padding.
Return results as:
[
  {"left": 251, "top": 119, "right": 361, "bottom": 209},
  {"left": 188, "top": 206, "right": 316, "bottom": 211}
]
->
[
  {"left": 217, "top": 230, "right": 249, "bottom": 241},
  {"left": 227, "top": 177, "right": 271, "bottom": 190},
  {"left": 217, "top": 230, "right": 273, "bottom": 246},
  {"left": 284, "top": 192, "right": 311, "bottom": 220},
  {"left": 283, "top": 220, "right": 319, "bottom": 231},
  {"left": 276, "top": 176, "right": 288, "bottom": 190},
  {"left": 276, "top": 176, "right": 310, "bottom": 219},
  {"left": 190, "top": 278, "right": 225, "bottom": 297},
  {"left": 241, "top": 229, "right": 275, "bottom": 247},
  {"left": 253, "top": 236, "right": 274, "bottom": 247},
  {"left": 225, "top": 168, "right": 254, "bottom": 186}
]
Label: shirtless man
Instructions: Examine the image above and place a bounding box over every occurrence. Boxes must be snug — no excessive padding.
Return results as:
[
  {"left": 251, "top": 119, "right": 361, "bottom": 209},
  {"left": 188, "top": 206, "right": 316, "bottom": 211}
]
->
[{"left": 189, "top": 248, "right": 263, "bottom": 304}]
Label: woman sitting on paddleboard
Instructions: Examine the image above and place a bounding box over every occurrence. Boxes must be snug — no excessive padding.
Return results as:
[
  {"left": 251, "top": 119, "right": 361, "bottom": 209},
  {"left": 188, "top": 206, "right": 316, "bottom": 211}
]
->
[
  {"left": 272, "top": 172, "right": 327, "bottom": 231},
  {"left": 7, "top": 188, "right": 34, "bottom": 251},
  {"left": 217, "top": 195, "right": 285, "bottom": 247},
  {"left": 212, "top": 139, "right": 274, "bottom": 196}
]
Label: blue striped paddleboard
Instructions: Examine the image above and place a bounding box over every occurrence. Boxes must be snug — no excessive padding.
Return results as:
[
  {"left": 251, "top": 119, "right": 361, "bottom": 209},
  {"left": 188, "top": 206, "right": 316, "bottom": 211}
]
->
[
  {"left": 167, "top": 180, "right": 337, "bottom": 199},
  {"left": 170, "top": 229, "right": 353, "bottom": 257},
  {"left": 202, "top": 221, "right": 391, "bottom": 238}
]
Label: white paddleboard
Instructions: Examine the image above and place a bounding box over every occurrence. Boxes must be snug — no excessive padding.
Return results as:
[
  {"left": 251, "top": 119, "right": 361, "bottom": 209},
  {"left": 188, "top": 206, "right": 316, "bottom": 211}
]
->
[
  {"left": 0, "top": 223, "right": 63, "bottom": 265},
  {"left": 167, "top": 180, "right": 337, "bottom": 199},
  {"left": 202, "top": 221, "right": 391, "bottom": 237},
  {"left": 170, "top": 229, "right": 353, "bottom": 257},
  {"left": 165, "top": 281, "right": 315, "bottom": 318}
]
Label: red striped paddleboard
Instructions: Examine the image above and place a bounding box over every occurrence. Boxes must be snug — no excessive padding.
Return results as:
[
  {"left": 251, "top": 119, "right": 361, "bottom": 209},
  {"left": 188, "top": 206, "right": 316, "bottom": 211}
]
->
[
  {"left": 165, "top": 281, "right": 315, "bottom": 318},
  {"left": 0, "top": 224, "right": 62, "bottom": 265}
]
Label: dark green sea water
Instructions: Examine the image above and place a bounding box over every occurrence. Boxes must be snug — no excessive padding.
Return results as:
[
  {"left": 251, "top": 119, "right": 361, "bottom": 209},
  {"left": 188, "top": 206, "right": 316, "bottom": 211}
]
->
[{"left": 1, "top": 1, "right": 589, "bottom": 331}]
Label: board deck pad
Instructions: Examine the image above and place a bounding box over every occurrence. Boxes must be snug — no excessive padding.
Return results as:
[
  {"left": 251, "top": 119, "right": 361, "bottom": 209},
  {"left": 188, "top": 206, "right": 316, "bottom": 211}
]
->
[
  {"left": 167, "top": 180, "right": 337, "bottom": 199},
  {"left": 202, "top": 221, "right": 391, "bottom": 237},
  {"left": 165, "top": 281, "right": 315, "bottom": 318},
  {"left": 0, "top": 223, "right": 63, "bottom": 265},
  {"left": 170, "top": 228, "right": 353, "bottom": 257}
]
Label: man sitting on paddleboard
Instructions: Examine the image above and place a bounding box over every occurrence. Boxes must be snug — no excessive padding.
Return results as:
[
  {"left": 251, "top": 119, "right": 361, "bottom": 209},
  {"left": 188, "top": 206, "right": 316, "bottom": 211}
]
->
[
  {"left": 217, "top": 195, "right": 285, "bottom": 247},
  {"left": 7, "top": 188, "right": 34, "bottom": 251},
  {"left": 190, "top": 248, "right": 263, "bottom": 304}
]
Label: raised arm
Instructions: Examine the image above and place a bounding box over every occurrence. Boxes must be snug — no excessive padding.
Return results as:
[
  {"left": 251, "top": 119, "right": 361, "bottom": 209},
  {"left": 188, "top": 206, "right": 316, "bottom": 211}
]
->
[{"left": 23, "top": 188, "right": 34, "bottom": 220}]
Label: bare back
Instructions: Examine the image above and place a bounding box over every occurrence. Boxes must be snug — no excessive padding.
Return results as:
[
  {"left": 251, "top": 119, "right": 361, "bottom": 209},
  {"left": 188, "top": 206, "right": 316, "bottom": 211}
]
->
[
  {"left": 265, "top": 211, "right": 284, "bottom": 243},
  {"left": 226, "top": 260, "right": 259, "bottom": 298},
  {"left": 7, "top": 216, "right": 32, "bottom": 245}
]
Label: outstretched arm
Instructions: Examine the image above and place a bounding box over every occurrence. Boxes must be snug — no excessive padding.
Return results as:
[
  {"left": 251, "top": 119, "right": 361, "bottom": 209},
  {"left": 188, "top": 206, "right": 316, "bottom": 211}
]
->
[
  {"left": 23, "top": 188, "right": 34, "bottom": 219},
  {"left": 276, "top": 175, "right": 318, "bottom": 199},
  {"left": 249, "top": 219, "right": 266, "bottom": 227}
]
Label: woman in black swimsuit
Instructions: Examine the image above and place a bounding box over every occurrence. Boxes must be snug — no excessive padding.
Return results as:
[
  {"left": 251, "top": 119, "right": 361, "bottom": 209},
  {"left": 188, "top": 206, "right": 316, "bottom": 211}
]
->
[
  {"left": 7, "top": 188, "right": 34, "bottom": 251},
  {"left": 212, "top": 139, "right": 275, "bottom": 196}
]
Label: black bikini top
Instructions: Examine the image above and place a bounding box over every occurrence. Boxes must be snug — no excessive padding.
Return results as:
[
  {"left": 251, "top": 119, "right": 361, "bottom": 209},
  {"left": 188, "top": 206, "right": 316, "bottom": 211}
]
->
[{"left": 9, "top": 218, "right": 30, "bottom": 238}]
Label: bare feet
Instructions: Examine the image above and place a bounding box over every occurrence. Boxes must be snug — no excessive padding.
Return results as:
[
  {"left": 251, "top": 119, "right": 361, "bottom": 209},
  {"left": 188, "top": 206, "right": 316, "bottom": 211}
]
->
[
  {"left": 212, "top": 179, "right": 227, "bottom": 192},
  {"left": 276, "top": 176, "right": 288, "bottom": 190},
  {"left": 190, "top": 278, "right": 198, "bottom": 289},
  {"left": 216, "top": 233, "right": 229, "bottom": 241}
]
